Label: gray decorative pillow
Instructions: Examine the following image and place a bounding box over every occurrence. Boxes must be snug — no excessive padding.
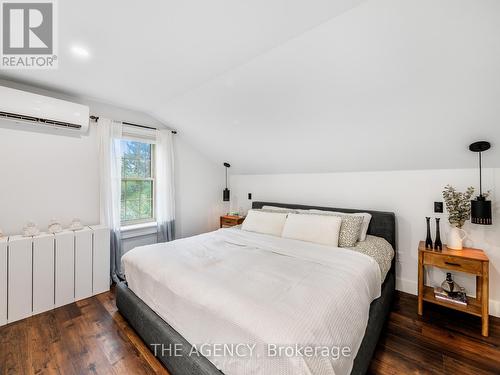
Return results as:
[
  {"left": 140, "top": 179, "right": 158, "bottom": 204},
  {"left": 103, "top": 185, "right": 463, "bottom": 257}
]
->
[
  {"left": 348, "top": 235, "right": 394, "bottom": 281},
  {"left": 260, "top": 206, "right": 298, "bottom": 214},
  {"left": 337, "top": 215, "right": 364, "bottom": 247}
]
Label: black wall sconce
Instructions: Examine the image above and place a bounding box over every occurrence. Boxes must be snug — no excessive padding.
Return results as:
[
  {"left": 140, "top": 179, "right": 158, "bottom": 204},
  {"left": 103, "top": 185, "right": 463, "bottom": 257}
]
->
[
  {"left": 469, "top": 141, "right": 492, "bottom": 225},
  {"left": 223, "top": 162, "right": 230, "bottom": 202}
]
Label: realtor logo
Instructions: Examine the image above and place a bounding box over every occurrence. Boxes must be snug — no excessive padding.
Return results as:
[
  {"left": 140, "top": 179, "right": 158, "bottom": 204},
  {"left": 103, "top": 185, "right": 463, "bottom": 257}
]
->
[{"left": 1, "top": 0, "right": 58, "bottom": 69}]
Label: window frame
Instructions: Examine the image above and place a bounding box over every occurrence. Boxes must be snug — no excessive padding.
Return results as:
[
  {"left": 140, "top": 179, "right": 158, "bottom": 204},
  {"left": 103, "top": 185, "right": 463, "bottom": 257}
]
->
[{"left": 120, "top": 141, "right": 156, "bottom": 226}]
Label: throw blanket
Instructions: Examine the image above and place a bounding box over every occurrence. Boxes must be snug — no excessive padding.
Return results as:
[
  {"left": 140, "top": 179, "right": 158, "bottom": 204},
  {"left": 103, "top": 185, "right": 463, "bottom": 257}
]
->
[{"left": 122, "top": 228, "right": 381, "bottom": 375}]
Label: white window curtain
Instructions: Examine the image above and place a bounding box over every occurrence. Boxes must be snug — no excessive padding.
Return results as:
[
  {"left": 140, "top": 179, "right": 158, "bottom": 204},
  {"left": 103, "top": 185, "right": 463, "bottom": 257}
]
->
[
  {"left": 155, "top": 129, "right": 175, "bottom": 242},
  {"left": 97, "top": 118, "right": 123, "bottom": 282},
  {"left": 98, "top": 119, "right": 175, "bottom": 281}
]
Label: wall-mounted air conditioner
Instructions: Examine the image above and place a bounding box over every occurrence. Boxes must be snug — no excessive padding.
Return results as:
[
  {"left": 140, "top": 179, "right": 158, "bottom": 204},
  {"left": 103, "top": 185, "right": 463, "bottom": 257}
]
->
[{"left": 0, "top": 86, "right": 90, "bottom": 133}]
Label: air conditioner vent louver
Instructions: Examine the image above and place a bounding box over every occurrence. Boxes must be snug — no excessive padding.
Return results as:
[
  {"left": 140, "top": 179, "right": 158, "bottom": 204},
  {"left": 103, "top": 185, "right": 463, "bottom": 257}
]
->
[
  {"left": 0, "top": 111, "right": 82, "bottom": 130},
  {"left": 0, "top": 86, "right": 90, "bottom": 133}
]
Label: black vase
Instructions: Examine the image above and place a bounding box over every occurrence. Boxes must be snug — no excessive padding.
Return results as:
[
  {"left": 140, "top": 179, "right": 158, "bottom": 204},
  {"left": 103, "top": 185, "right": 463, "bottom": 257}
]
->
[
  {"left": 425, "top": 217, "right": 433, "bottom": 249},
  {"left": 434, "top": 218, "right": 442, "bottom": 250}
]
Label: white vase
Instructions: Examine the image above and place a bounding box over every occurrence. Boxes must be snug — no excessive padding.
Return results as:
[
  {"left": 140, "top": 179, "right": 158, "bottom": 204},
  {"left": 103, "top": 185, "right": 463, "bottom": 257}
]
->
[{"left": 447, "top": 226, "right": 467, "bottom": 250}]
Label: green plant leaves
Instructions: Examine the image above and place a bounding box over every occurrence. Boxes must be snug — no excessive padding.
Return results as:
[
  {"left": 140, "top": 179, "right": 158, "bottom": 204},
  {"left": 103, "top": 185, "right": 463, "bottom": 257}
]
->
[{"left": 442, "top": 185, "right": 474, "bottom": 228}]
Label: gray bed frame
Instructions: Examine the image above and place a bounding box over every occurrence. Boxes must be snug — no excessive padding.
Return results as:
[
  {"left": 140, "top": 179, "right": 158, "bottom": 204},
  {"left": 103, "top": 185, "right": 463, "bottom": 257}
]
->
[{"left": 117, "top": 201, "right": 396, "bottom": 375}]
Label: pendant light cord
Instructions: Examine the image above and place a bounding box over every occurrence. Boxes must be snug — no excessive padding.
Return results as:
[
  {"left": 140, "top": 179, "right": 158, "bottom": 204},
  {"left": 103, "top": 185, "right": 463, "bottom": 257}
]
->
[
  {"left": 479, "top": 152, "right": 482, "bottom": 196},
  {"left": 225, "top": 167, "right": 228, "bottom": 189}
]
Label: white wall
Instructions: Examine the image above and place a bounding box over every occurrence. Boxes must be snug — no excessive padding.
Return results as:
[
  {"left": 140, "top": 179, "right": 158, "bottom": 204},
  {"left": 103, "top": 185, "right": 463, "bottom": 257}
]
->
[
  {"left": 174, "top": 137, "right": 228, "bottom": 238},
  {"left": 0, "top": 120, "right": 100, "bottom": 234},
  {"left": 230, "top": 168, "right": 500, "bottom": 317},
  {"left": 0, "top": 79, "right": 224, "bottom": 241}
]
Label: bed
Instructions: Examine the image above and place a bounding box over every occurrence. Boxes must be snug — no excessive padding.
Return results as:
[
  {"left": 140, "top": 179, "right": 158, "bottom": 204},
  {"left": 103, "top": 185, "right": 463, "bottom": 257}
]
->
[{"left": 117, "top": 201, "right": 396, "bottom": 375}]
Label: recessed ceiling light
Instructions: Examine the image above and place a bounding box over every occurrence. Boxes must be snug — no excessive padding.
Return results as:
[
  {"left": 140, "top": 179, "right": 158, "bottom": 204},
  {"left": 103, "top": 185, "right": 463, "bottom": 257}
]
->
[{"left": 70, "top": 45, "right": 90, "bottom": 59}]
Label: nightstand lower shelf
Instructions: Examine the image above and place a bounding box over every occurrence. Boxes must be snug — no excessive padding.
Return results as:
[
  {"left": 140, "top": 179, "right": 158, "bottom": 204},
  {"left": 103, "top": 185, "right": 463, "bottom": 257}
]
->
[{"left": 422, "top": 286, "right": 482, "bottom": 317}]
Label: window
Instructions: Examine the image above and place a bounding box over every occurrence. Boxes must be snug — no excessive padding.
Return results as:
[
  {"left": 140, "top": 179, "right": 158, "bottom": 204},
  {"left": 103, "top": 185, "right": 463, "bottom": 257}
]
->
[{"left": 120, "top": 140, "right": 155, "bottom": 224}]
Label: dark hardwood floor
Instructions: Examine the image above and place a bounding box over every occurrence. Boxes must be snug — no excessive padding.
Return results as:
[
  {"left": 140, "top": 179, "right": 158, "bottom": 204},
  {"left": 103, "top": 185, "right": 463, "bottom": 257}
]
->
[
  {"left": 0, "top": 291, "right": 168, "bottom": 375},
  {"left": 1, "top": 290, "right": 499, "bottom": 375},
  {"left": 369, "top": 292, "right": 500, "bottom": 375}
]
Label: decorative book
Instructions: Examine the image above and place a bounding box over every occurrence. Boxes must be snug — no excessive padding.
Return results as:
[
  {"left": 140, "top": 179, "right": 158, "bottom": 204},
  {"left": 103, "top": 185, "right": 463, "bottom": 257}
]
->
[{"left": 434, "top": 287, "right": 468, "bottom": 306}]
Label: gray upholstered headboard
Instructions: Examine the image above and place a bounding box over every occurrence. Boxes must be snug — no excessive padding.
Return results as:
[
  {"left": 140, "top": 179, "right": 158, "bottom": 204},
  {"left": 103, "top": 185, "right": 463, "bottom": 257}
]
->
[{"left": 251, "top": 201, "right": 397, "bottom": 251}]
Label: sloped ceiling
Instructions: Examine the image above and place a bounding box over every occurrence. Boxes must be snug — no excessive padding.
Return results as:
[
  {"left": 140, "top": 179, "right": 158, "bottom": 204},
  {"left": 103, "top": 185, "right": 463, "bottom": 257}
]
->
[{"left": 2, "top": 0, "right": 500, "bottom": 174}]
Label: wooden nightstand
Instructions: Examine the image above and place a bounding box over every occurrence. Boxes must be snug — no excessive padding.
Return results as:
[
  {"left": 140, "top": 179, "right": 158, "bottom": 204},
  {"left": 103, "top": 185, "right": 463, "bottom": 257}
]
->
[
  {"left": 220, "top": 215, "right": 245, "bottom": 228},
  {"left": 417, "top": 241, "right": 490, "bottom": 336}
]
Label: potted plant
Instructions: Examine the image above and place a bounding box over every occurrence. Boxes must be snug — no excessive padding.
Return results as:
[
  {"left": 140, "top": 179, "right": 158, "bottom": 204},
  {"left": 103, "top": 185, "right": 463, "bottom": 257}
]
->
[{"left": 442, "top": 185, "right": 475, "bottom": 249}]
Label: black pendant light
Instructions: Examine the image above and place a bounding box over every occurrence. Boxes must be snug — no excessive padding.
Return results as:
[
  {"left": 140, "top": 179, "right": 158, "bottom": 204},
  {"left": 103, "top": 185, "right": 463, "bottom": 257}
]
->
[
  {"left": 469, "top": 141, "right": 492, "bottom": 225},
  {"left": 223, "top": 162, "right": 230, "bottom": 202}
]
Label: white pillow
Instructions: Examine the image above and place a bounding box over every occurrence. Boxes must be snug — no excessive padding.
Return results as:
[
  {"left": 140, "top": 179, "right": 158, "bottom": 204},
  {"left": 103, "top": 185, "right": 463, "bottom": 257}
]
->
[
  {"left": 241, "top": 210, "right": 288, "bottom": 236},
  {"left": 308, "top": 209, "right": 372, "bottom": 241},
  {"left": 281, "top": 213, "right": 342, "bottom": 247}
]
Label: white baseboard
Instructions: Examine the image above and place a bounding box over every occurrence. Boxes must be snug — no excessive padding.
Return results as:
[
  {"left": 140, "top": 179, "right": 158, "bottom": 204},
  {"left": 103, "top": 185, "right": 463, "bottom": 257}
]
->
[
  {"left": 396, "top": 276, "right": 417, "bottom": 295},
  {"left": 395, "top": 277, "right": 500, "bottom": 318},
  {"left": 490, "top": 299, "right": 500, "bottom": 318}
]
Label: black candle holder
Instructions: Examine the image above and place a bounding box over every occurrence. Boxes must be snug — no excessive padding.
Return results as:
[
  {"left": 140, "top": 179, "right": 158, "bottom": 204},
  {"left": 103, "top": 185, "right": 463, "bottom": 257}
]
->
[
  {"left": 434, "top": 218, "right": 442, "bottom": 250},
  {"left": 425, "top": 217, "right": 433, "bottom": 249}
]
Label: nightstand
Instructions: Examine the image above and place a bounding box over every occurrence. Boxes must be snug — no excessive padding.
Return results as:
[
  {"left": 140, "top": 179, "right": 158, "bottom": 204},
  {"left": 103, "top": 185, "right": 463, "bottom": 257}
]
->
[
  {"left": 417, "top": 241, "right": 490, "bottom": 336},
  {"left": 220, "top": 215, "right": 245, "bottom": 228}
]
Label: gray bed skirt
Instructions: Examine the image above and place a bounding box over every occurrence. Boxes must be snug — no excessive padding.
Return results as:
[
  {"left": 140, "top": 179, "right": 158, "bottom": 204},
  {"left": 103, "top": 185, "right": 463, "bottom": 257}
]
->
[{"left": 116, "top": 270, "right": 394, "bottom": 375}]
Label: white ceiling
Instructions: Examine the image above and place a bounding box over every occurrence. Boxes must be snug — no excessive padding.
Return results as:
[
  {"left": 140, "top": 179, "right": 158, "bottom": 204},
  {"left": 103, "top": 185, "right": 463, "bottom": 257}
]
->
[
  {"left": 2, "top": 0, "right": 500, "bottom": 174},
  {"left": 1, "top": 0, "right": 364, "bottom": 110}
]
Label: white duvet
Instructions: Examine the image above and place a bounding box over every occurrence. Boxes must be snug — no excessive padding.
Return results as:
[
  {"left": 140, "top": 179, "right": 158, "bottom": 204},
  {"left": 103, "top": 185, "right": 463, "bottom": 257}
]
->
[{"left": 122, "top": 228, "right": 382, "bottom": 375}]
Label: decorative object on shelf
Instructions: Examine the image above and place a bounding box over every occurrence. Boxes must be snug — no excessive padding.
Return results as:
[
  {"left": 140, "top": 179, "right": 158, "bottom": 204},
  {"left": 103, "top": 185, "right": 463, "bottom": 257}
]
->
[
  {"left": 469, "top": 141, "right": 493, "bottom": 225},
  {"left": 425, "top": 217, "right": 433, "bottom": 249},
  {"left": 223, "top": 162, "right": 231, "bottom": 202},
  {"left": 441, "top": 272, "right": 461, "bottom": 293},
  {"left": 442, "top": 185, "right": 474, "bottom": 250},
  {"left": 23, "top": 221, "right": 40, "bottom": 237},
  {"left": 69, "top": 218, "right": 84, "bottom": 231},
  {"left": 48, "top": 218, "right": 63, "bottom": 234},
  {"left": 434, "top": 218, "right": 442, "bottom": 250}
]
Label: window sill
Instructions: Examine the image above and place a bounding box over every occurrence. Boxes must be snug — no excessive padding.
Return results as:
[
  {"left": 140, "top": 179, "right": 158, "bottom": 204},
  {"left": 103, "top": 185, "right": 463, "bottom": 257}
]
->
[{"left": 121, "top": 221, "right": 157, "bottom": 239}]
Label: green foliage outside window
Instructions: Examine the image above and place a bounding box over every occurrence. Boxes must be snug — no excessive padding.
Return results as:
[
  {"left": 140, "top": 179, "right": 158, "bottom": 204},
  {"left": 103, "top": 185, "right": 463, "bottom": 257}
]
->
[{"left": 121, "top": 140, "right": 154, "bottom": 223}]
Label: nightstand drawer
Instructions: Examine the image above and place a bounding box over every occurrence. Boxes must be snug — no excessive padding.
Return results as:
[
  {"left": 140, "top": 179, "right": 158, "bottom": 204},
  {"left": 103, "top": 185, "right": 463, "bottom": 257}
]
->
[
  {"left": 423, "top": 253, "right": 482, "bottom": 274},
  {"left": 220, "top": 216, "right": 245, "bottom": 228},
  {"left": 220, "top": 218, "right": 235, "bottom": 226}
]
